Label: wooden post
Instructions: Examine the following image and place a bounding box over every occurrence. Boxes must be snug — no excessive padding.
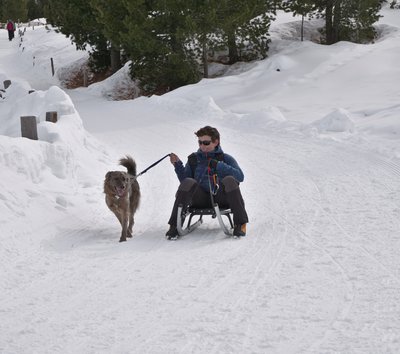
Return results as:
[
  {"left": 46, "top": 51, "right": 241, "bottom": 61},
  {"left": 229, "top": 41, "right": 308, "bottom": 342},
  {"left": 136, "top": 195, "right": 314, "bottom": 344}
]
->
[
  {"left": 4, "top": 80, "right": 11, "bottom": 89},
  {"left": 20, "top": 116, "right": 38, "bottom": 140},
  {"left": 50, "top": 58, "right": 55, "bottom": 76},
  {"left": 46, "top": 111, "right": 58, "bottom": 123}
]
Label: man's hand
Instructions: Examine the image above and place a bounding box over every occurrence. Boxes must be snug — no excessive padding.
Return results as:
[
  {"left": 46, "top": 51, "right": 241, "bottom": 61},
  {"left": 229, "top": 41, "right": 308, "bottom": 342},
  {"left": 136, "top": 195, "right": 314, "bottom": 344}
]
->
[{"left": 170, "top": 153, "right": 180, "bottom": 165}]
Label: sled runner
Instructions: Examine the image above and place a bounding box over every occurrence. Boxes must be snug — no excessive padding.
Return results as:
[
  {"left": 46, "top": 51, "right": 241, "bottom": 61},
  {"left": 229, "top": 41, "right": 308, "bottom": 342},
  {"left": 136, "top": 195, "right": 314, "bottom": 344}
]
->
[{"left": 176, "top": 203, "right": 234, "bottom": 237}]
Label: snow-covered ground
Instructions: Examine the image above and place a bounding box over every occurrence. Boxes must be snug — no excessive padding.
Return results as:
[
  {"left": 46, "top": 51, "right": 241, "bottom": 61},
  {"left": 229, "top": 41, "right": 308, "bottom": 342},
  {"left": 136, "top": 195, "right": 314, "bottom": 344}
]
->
[{"left": 1, "top": 6, "right": 400, "bottom": 353}]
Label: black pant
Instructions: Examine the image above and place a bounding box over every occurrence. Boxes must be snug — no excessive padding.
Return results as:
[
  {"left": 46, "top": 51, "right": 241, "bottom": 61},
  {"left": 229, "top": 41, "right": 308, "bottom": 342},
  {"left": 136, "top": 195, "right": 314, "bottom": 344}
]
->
[
  {"left": 8, "top": 30, "right": 14, "bottom": 41},
  {"left": 168, "top": 176, "right": 248, "bottom": 226}
]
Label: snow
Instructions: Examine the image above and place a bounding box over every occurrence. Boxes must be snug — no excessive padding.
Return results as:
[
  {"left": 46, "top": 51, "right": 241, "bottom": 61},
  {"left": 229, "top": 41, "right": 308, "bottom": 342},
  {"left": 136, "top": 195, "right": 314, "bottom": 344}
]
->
[
  {"left": 312, "top": 108, "right": 355, "bottom": 133},
  {"left": 1, "top": 6, "right": 400, "bottom": 353}
]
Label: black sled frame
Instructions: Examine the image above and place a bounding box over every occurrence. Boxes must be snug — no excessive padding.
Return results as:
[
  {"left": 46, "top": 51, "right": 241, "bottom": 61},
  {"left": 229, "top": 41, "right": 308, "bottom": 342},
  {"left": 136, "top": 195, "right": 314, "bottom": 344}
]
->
[{"left": 177, "top": 204, "right": 234, "bottom": 236}]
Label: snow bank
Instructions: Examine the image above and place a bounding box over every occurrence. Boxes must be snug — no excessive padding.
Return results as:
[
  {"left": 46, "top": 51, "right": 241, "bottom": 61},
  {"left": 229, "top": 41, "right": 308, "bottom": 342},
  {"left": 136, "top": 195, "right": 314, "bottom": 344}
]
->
[
  {"left": 1, "top": 85, "right": 76, "bottom": 138},
  {"left": 312, "top": 108, "right": 355, "bottom": 133},
  {"left": 87, "top": 62, "right": 140, "bottom": 100},
  {"left": 358, "top": 104, "right": 400, "bottom": 139},
  {"left": 233, "top": 105, "right": 287, "bottom": 131},
  {"left": 0, "top": 85, "right": 112, "bottom": 223}
]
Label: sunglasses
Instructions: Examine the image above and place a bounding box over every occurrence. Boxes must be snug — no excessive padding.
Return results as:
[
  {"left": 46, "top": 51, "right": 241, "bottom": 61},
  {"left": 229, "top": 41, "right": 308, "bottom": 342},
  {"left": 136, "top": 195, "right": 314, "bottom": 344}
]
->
[{"left": 198, "top": 140, "right": 212, "bottom": 146}]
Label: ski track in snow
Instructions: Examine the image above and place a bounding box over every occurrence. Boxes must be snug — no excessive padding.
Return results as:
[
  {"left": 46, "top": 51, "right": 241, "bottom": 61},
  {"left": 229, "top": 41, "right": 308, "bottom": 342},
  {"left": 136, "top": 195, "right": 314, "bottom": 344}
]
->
[{"left": 2, "top": 128, "right": 400, "bottom": 353}]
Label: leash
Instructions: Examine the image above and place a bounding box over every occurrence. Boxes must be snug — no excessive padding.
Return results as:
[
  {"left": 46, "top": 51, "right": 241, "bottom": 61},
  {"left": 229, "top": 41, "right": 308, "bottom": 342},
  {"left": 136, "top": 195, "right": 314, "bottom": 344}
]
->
[{"left": 135, "top": 153, "right": 171, "bottom": 178}]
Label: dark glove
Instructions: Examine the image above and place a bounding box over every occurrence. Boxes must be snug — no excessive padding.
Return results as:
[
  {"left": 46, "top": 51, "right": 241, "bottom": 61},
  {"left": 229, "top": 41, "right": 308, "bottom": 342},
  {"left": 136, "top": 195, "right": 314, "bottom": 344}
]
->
[{"left": 209, "top": 159, "right": 219, "bottom": 170}]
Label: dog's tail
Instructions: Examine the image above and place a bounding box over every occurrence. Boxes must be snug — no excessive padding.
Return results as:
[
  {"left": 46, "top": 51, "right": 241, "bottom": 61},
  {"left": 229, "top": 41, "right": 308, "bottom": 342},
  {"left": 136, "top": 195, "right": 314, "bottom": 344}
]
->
[{"left": 119, "top": 155, "right": 137, "bottom": 176}]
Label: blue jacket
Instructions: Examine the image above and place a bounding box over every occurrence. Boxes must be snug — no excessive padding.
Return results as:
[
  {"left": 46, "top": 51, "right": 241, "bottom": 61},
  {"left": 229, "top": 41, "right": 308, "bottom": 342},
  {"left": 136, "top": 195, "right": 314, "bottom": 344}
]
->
[{"left": 174, "top": 145, "right": 244, "bottom": 192}]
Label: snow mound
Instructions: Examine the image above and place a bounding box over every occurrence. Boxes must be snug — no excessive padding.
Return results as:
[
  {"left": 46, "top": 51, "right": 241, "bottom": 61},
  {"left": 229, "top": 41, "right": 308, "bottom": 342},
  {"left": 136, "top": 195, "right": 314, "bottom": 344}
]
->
[
  {"left": 87, "top": 62, "right": 140, "bottom": 100},
  {"left": 245, "top": 106, "right": 286, "bottom": 123},
  {"left": 229, "top": 106, "right": 288, "bottom": 134},
  {"left": 265, "top": 55, "right": 298, "bottom": 72},
  {"left": 312, "top": 108, "right": 355, "bottom": 133},
  {"left": 0, "top": 85, "right": 111, "bottom": 186},
  {"left": 0, "top": 85, "right": 76, "bottom": 138},
  {"left": 148, "top": 94, "right": 226, "bottom": 122},
  {"left": 376, "top": 24, "right": 400, "bottom": 43},
  {"left": 359, "top": 104, "right": 400, "bottom": 139},
  {"left": 269, "top": 15, "right": 324, "bottom": 46}
]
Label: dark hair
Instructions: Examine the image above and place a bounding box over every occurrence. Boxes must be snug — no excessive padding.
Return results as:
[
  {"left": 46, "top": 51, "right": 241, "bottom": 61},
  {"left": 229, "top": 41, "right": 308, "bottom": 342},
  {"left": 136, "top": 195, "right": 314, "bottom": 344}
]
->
[{"left": 195, "top": 126, "right": 220, "bottom": 142}]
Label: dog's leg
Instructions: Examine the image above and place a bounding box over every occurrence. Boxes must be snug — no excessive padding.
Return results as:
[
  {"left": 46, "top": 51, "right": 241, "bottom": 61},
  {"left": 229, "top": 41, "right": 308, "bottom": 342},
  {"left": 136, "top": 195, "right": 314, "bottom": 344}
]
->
[
  {"left": 127, "top": 187, "right": 139, "bottom": 239},
  {"left": 120, "top": 212, "right": 129, "bottom": 242},
  {"left": 107, "top": 203, "right": 126, "bottom": 242},
  {"left": 127, "top": 212, "right": 134, "bottom": 238},
  {"left": 110, "top": 204, "right": 128, "bottom": 242},
  {"left": 119, "top": 200, "right": 130, "bottom": 242}
]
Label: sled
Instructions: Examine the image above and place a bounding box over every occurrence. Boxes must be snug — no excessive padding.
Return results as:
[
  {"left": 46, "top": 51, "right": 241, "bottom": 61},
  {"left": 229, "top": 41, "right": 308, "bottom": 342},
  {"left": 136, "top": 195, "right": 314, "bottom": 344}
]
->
[{"left": 177, "top": 203, "right": 234, "bottom": 237}]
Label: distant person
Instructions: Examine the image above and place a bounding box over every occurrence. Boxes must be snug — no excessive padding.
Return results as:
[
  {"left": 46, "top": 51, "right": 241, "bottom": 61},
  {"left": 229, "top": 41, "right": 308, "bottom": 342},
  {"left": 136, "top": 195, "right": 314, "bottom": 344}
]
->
[
  {"left": 166, "top": 125, "right": 249, "bottom": 239},
  {"left": 6, "top": 20, "right": 15, "bottom": 41}
]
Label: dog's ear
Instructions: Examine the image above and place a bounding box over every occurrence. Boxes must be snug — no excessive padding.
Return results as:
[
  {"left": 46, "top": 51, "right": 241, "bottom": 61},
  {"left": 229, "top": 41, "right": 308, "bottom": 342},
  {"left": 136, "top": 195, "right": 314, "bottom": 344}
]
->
[{"left": 105, "top": 171, "right": 112, "bottom": 180}]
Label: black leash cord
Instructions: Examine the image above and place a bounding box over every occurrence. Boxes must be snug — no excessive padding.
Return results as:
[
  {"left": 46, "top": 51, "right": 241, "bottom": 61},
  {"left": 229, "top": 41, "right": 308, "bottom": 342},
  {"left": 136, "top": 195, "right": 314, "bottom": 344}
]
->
[{"left": 136, "top": 153, "right": 171, "bottom": 178}]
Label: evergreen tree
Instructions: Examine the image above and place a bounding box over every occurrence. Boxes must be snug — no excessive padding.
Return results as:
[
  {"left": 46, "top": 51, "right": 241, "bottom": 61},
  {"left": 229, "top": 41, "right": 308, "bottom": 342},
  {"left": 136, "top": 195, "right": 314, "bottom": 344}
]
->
[
  {"left": 283, "top": 0, "right": 382, "bottom": 44},
  {"left": 282, "top": 0, "right": 317, "bottom": 41},
  {"left": 27, "top": 0, "right": 44, "bottom": 20},
  {"left": 89, "top": 0, "right": 127, "bottom": 72},
  {"left": 342, "top": 0, "right": 382, "bottom": 42},
  {"left": 120, "top": 0, "right": 200, "bottom": 95},
  {"left": 184, "top": 0, "right": 222, "bottom": 78},
  {"left": 40, "top": 0, "right": 276, "bottom": 94},
  {"left": 46, "top": 0, "right": 110, "bottom": 72},
  {"left": 314, "top": 0, "right": 382, "bottom": 44},
  {"left": 390, "top": 1, "right": 400, "bottom": 9},
  {"left": 217, "top": 0, "right": 275, "bottom": 63},
  {"left": 1, "top": 0, "right": 28, "bottom": 22}
]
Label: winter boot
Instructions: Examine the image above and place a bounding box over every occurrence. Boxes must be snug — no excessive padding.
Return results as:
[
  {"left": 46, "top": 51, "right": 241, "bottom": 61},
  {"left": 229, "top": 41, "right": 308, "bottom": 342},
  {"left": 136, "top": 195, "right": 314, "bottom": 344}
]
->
[
  {"left": 233, "top": 224, "right": 246, "bottom": 237},
  {"left": 165, "top": 225, "right": 179, "bottom": 240}
]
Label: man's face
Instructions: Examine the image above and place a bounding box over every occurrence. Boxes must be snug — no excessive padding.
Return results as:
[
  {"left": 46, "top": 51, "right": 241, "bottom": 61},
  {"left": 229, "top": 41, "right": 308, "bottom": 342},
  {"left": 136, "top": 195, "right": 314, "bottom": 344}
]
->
[{"left": 197, "top": 135, "right": 219, "bottom": 153}]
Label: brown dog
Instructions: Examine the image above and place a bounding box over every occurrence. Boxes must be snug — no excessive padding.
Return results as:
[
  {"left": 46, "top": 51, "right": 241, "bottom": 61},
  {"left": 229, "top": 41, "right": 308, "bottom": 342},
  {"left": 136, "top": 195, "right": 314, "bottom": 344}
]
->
[{"left": 104, "top": 156, "right": 140, "bottom": 242}]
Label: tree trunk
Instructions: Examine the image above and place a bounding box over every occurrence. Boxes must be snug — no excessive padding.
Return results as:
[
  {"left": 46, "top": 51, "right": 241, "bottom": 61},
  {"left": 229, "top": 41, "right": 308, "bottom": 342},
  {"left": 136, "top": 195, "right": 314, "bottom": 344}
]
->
[
  {"left": 326, "top": 0, "right": 334, "bottom": 44},
  {"left": 332, "top": 0, "right": 341, "bottom": 43},
  {"left": 202, "top": 42, "right": 208, "bottom": 78},
  {"left": 110, "top": 46, "right": 121, "bottom": 73},
  {"left": 227, "top": 30, "right": 239, "bottom": 64}
]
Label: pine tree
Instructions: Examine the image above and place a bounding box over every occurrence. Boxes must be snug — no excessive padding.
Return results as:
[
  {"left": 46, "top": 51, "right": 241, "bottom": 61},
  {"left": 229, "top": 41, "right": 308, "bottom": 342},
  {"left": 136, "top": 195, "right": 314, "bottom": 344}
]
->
[
  {"left": 314, "top": 0, "right": 382, "bottom": 44},
  {"left": 217, "top": 0, "right": 275, "bottom": 63},
  {"left": 119, "top": 0, "right": 200, "bottom": 95},
  {"left": 46, "top": 0, "right": 110, "bottom": 72},
  {"left": 343, "top": 0, "right": 382, "bottom": 43},
  {"left": 89, "top": 0, "right": 126, "bottom": 72},
  {"left": 1, "top": 0, "right": 28, "bottom": 22},
  {"left": 184, "top": 0, "right": 222, "bottom": 78},
  {"left": 284, "top": 0, "right": 382, "bottom": 44},
  {"left": 27, "top": 0, "right": 44, "bottom": 20},
  {"left": 390, "top": 1, "right": 400, "bottom": 9},
  {"left": 282, "top": 0, "right": 317, "bottom": 41}
]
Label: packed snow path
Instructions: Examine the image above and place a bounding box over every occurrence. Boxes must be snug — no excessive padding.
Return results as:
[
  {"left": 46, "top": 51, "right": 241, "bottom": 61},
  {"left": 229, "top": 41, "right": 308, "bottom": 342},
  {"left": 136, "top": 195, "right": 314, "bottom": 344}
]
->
[{"left": 2, "top": 128, "right": 400, "bottom": 353}]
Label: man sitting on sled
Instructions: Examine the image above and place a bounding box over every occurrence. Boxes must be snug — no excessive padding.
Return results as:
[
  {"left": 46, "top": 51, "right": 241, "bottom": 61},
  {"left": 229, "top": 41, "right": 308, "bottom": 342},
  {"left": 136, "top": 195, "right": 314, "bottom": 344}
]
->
[{"left": 166, "top": 125, "right": 248, "bottom": 239}]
